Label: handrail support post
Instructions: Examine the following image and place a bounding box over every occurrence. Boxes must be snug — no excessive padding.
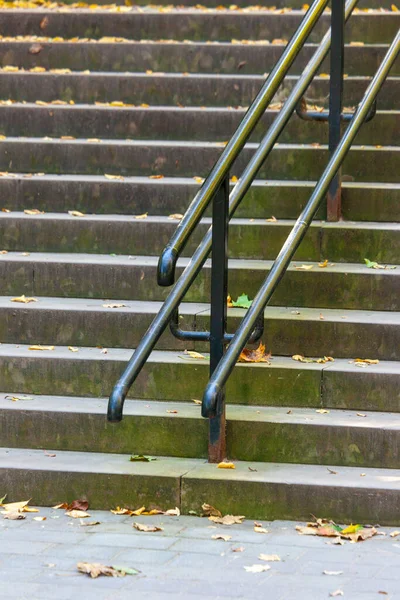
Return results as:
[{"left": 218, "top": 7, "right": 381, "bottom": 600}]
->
[
  {"left": 208, "top": 174, "right": 229, "bottom": 463},
  {"left": 327, "top": 0, "right": 345, "bottom": 221}
]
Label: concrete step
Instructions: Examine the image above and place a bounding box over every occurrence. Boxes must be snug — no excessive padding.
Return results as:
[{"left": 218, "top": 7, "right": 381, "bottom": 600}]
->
[
  {"left": 0, "top": 104, "right": 398, "bottom": 146},
  {"left": 1, "top": 9, "right": 398, "bottom": 44},
  {"left": 1, "top": 138, "right": 399, "bottom": 181},
  {"left": 1, "top": 252, "right": 398, "bottom": 310},
  {"left": 0, "top": 344, "right": 398, "bottom": 412},
  {"left": 2, "top": 297, "right": 400, "bottom": 359},
  {"left": 0, "top": 446, "right": 398, "bottom": 523},
  {"left": 1, "top": 71, "right": 398, "bottom": 108},
  {"left": 1, "top": 213, "right": 399, "bottom": 264},
  {"left": 41, "top": 0, "right": 400, "bottom": 7},
  {"left": 1, "top": 175, "right": 399, "bottom": 222},
  {"left": 1, "top": 41, "right": 396, "bottom": 76},
  {"left": 0, "top": 394, "right": 399, "bottom": 468}
]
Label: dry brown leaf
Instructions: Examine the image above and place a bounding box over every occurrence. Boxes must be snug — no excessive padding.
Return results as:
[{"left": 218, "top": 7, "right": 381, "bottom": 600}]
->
[
  {"left": 239, "top": 343, "right": 271, "bottom": 364},
  {"left": 202, "top": 503, "right": 222, "bottom": 518},
  {"left": 212, "top": 534, "right": 232, "bottom": 541},
  {"left": 11, "top": 295, "right": 38, "bottom": 303},
  {"left": 217, "top": 462, "right": 235, "bottom": 469},
  {"left": 52, "top": 503, "right": 68, "bottom": 510},
  {"left": 182, "top": 350, "right": 206, "bottom": 360},
  {"left": 28, "top": 345, "right": 54, "bottom": 351},
  {"left": 77, "top": 562, "right": 127, "bottom": 578},
  {"left": 259, "top": 554, "right": 280, "bottom": 561},
  {"left": 149, "top": 175, "right": 164, "bottom": 179},
  {"left": 33, "top": 516, "right": 46, "bottom": 521},
  {"left": 254, "top": 525, "right": 269, "bottom": 534},
  {"left": 354, "top": 358, "right": 379, "bottom": 365},
  {"left": 133, "top": 522, "right": 163, "bottom": 532},
  {"left": 232, "top": 546, "right": 245, "bottom": 552},
  {"left": 24, "top": 209, "right": 44, "bottom": 215},
  {"left": 68, "top": 210, "right": 85, "bottom": 217},
  {"left": 292, "top": 354, "right": 334, "bottom": 364},
  {"left": 80, "top": 520, "right": 100, "bottom": 527},
  {"left": 389, "top": 530, "right": 400, "bottom": 537},
  {"left": 2, "top": 511, "right": 26, "bottom": 520},
  {"left": 110, "top": 506, "right": 133, "bottom": 516},
  {"left": 65, "top": 510, "right": 91, "bottom": 519},
  {"left": 209, "top": 514, "right": 245, "bottom": 525}
]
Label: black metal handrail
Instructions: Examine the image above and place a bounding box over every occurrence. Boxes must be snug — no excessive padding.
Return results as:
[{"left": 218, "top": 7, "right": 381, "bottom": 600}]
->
[
  {"left": 107, "top": 0, "right": 398, "bottom": 462},
  {"left": 108, "top": 0, "right": 358, "bottom": 428},
  {"left": 202, "top": 31, "right": 400, "bottom": 419},
  {"left": 157, "top": 0, "right": 328, "bottom": 287}
]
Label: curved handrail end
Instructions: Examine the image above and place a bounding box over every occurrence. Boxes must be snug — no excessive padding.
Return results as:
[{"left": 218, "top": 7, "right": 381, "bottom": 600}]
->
[
  {"left": 107, "top": 383, "right": 128, "bottom": 422},
  {"left": 157, "top": 246, "right": 178, "bottom": 287},
  {"left": 201, "top": 381, "right": 222, "bottom": 418}
]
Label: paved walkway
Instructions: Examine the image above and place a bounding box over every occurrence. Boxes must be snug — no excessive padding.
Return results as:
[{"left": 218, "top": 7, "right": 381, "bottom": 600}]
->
[{"left": 1, "top": 507, "right": 399, "bottom": 600}]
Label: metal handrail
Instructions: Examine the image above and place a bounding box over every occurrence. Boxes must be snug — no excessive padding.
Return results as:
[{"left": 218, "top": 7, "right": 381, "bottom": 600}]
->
[
  {"left": 202, "top": 30, "right": 400, "bottom": 417},
  {"left": 107, "top": 0, "right": 359, "bottom": 424},
  {"left": 157, "top": 0, "right": 328, "bottom": 287}
]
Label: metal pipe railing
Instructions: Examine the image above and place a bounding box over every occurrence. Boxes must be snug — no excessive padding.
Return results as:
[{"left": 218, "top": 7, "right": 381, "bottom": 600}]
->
[
  {"left": 107, "top": 0, "right": 358, "bottom": 423},
  {"left": 157, "top": 0, "right": 328, "bottom": 287},
  {"left": 202, "top": 29, "right": 400, "bottom": 417}
]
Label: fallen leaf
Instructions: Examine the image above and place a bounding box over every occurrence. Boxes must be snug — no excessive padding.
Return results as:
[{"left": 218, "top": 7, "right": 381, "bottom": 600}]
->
[
  {"left": 239, "top": 343, "right": 271, "bottom": 364},
  {"left": 327, "top": 468, "right": 338, "bottom": 475},
  {"left": 354, "top": 358, "right": 379, "bottom": 365},
  {"left": 110, "top": 507, "right": 133, "bottom": 516},
  {"left": 168, "top": 213, "right": 183, "bottom": 220},
  {"left": 193, "top": 176, "right": 204, "bottom": 183},
  {"left": 391, "top": 3, "right": 398, "bottom": 10},
  {"left": 24, "top": 209, "right": 44, "bottom": 215},
  {"left": 134, "top": 213, "right": 148, "bottom": 219},
  {"left": 230, "top": 175, "right": 238, "bottom": 183},
  {"left": 364, "top": 258, "right": 396, "bottom": 270},
  {"left": 217, "top": 462, "right": 235, "bottom": 469},
  {"left": 33, "top": 516, "right": 46, "bottom": 521},
  {"left": 330, "top": 591, "right": 344, "bottom": 597},
  {"left": 165, "top": 507, "right": 180, "bottom": 516},
  {"left": 77, "top": 562, "right": 137, "bottom": 578},
  {"left": 192, "top": 399, "right": 202, "bottom": 405},
  {"left": 130, "top": 455, "right": 157, "bottom": 462},
  {"left": 149, "top": 175, "right": 164, "bottom": 179},
  {"left": 295, "top": 264, "right": 313, "bottom": 270},
  {"left": 254, "top": 525, "right": 269, "bottom": 534},
  {"left": 28, "top": 345, "right": 54, "bottom": 351},
  {"left": 40, "top": 16, "right": 49, "bottom": 29},
  {"left": 5, "top": 395, "right": 33, "bottom": 402},
  {"left": 104, "top": 174, "right": 124, "bottom": 181},
  {"left": 80, "top": 520, "right": 100, "bottom": 526},
  {"left": 259, "top": 554, "right": 280, "bottom": 561},
  {"left": 29, "top": 43, "right": 43, "bottom": 55},
  {"left": 44, "top": 451, "right": 56, "bottom": 457},
  {"left": 202, "top": 503, "right": 222, "bottom": 518},
  {"left": 232, "top": 546, "right": 245, "bottom": 552},
  {"left": 2, "top": 511, "right": 25, "bottom": 520},
  {"left": 133, "top": 522, "right": 163, "bottom": 532},
  {"left": 266, "top": 216, "right": 277, "bottom": 222},
  {"left": 212, "top": 534, "right": 232, "bottom": 541},
  {"left": 11, "top": 295, "right": 38, "bottom": 303},
  {"left": 389, "top": 531, "right": 400, "bottom": 537},
  {"left": 324, "top": 571, "right": 344, "bottom": 576},
  {"left": 292, "top": 354, "right": 334, "bottom": 364},
  {"left": 318, "top": 259, "right": 329, "bottom": 268},
  {"left": 52, "top": 503, "right": 68, "bottom": 510},
  {"left": 68, "top": 346, "right": 79, "bottom": 352},
  {"left": 209, "top": 514, "right": 245, "bottom": 525},
  {"left": 244, "top": 564, "right": 271, "bottom": 573},
  {"left": 356, "top": 413, "right": 367, "bottom": 417},
  {"left": 229, "top": 293, "right": 252, "bottom": 309},
  {"left": 68, "top": 210, "right": 85, "bottom": 217},
  {"left": 103, "top": 303, "right": 127, "bottom": 308},
  {"left": 316, "top": 409, "right": 330, "bottom": 414},
  {"left": 65, "top": 510, "right": 91, "bottom": 519},
  {"left": 181, "top": 350, "right": 206, "bottom": 360},
  {"left": 296, "top": 518, "right": 377, "bottom": 542}
]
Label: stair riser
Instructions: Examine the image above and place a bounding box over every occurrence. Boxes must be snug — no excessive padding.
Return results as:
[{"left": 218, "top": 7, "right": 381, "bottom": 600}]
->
[
  {"left": 1, "top": 11, "right": 398, "bottom": 44},
  {"left": 1, "top": 408, "right": 398, "bottom": 468},
  {"left": 2, "top": 258, "right": 399, "bottom": 310},
  {"left": 1, "top": 72, "right": 398, "bottom": 109},
  {"left": 1, "top": 305, "right": 399, "bottom": 359},
  {"left": 1, "top": 42, "right": 395, "bottom": 76},
  {"left": 1, "top": 141, "right": 398, "bottom": 181},
  {"left": 2, "top": 216, "right": 399, "bottom": 264},
  {"left": 54, "top": 0, "right": 399, "bottom": 7},
  {"left": 1, "top": 177, "right": 398, "bottom": 222},
  {"left": 0, "top": 106, "right": 397, "bottom": 145},
  {"left": 0, "top": 353, "right": 398, "bottom": 412}
]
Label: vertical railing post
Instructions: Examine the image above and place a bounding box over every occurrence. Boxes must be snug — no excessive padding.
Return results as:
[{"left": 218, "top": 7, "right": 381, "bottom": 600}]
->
[
  {"left": 208, "top": 175, "right": 229, "bottom": 463},
  {"left": 327, "top": 0, "right": 345, "bottom": 221}
]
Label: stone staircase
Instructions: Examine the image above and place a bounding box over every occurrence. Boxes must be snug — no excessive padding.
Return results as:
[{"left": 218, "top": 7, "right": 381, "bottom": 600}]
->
[{"left": 0, "top": 0, "right": 399, "bottom": 523}]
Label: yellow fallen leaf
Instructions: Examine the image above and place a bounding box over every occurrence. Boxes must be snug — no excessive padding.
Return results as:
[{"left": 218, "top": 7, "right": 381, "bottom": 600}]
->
[
  {"left": 316, "top": 409, "right": 330, "bottom": 414},
  {"left": 111, "top": 507, "right": 134, "bottom": 515},
  {"left": 354, "top": 358, "right": 379, "bottom": 364},
  {"left": 1, "top": 499, "right": 31, "bottom": 512},
  {"left": 33, "top": 516, "right": 46, "bottom": 521},
  {"left": 230, "top": 175, "right": 238, "bottom": 183},
  {"left": 295, "top": 264, "right": 313, "bottom": 270},
  {"left": 11, "top": 295, "right": 38, "bottom": 303},
  {"left": 254, "top": 525, "right": 269, "bottom": 534},
  {"left": 28, "top": 345, "right": 54, "bottom": 351},
  {"left": 3, "top": 66, "right": 19, "bottom": 72},
  {"left": 217, "top": 462, "right": 235, "bottom": 469},
  {"left": 193, "top": 176, "right": 204, "bottom": 183},
  {"left": 68, "top": 346, "right": 79, "bottom": 352},
  {"left": 104, "top": 174, "right": 124, "bottom": 181},
  {"left": 149, "top": 174, "right": 164, "bottom": 179},
  {"left": 318, "top": 259, "right": 329, "bottom": 268},
  {"left": 134, "top": 213, "right": 148, "bottom": 219},
  {"left": 391, "top": 3, "right": 398, "bottom": 10},
  {"left": 164, "top": 507, "right": 180, "bottom": 516},
  {"left": 266, "top": 216, "right": 277, "bottom": 222},
  {"left": 182, "top": 350, "right": 206, "bottom": 360},
  {"left": 239, "top": 343, "right": 271, "bottom": 364},
  {"left": 24, "top": 209, "right": 44, "bottom": 215}
]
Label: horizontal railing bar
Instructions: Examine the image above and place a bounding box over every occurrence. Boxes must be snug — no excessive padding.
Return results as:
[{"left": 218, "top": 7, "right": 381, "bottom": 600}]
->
[
  {"left": 169, "top": 311, "right": 264, "bottom": 344},
  {"left": 156, "top": 0, "right": 329, "bottom": 287},
  {"left": 107, "top": 0, "right": 358, "bottom": 423},
  {"left": 296, "top": 98, "right": 377, "bottom": 123},
  {"left": 202, "top": 29, "right": 400, "bottom": 417}
]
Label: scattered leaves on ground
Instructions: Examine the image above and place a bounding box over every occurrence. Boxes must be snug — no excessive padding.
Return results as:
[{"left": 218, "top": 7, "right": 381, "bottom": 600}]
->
[
  {"left": 130, "top": 454, "right": 157, "bottom": 462},
  {"left": 244, "top": 564, "right": 271, "bottom": 573},
  {"left": 133, "top": 522, "right": 163, "bottom": 532},
  {"left": 217, "top": 462, "right": 235, "bottom": 469},
  {"left": 11, "top": 295, "right": 37, "bottom": 303},
  {"left": 296, "top": 517, "right": 377, "bottom": 542},
  {"left": 364, "top": 258, "right": 396, "bottom": 270},
  {"left": 239, "top": 343, "right": 271, "bottom": 364},
  {"left": 77, "top": 562, "right": 138, "bottom": 578}
]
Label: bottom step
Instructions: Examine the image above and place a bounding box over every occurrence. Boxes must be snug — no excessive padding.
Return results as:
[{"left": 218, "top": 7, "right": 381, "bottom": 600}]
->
[{"left": 0, "top": 448, "right": 398, "bottom": 525}]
